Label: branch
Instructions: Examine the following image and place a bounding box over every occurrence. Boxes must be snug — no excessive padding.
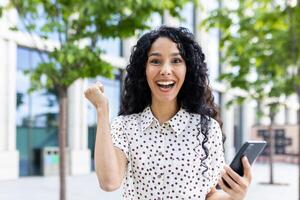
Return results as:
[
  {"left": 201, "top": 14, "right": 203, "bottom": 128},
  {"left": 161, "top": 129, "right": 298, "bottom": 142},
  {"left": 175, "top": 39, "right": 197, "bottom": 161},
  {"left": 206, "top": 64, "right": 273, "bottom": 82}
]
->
[
  {"left": 54, "top": 0, "right": 63, "bottom": 44},
  {"left": 11, "top": 1, "right": 46, "bottom": 63}
]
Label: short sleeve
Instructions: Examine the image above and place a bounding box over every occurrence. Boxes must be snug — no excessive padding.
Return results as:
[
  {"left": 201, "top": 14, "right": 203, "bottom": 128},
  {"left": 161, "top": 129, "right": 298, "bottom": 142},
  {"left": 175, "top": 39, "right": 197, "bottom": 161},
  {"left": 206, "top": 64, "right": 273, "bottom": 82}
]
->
[
  {"left": 209, "top": 119, "right": 225, "bottom": 187},
  {"left": 111, "top": 116, "right": 129, "bottom": 160}
]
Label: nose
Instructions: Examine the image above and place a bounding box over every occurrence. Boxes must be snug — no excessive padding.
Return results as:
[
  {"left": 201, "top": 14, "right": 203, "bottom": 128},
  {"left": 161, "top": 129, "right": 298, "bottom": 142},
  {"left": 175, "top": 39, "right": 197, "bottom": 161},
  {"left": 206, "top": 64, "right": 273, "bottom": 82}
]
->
[{"left": 160, "top": 62, "right": 172, "bottom": 76}]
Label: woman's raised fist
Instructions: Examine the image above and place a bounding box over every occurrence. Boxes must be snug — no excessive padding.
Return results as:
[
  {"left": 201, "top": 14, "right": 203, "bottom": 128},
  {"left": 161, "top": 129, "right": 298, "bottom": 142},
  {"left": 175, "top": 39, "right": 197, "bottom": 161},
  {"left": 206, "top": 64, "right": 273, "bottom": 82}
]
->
[{"left": 84, "top": 82, "right": 109, "bottom": 109}]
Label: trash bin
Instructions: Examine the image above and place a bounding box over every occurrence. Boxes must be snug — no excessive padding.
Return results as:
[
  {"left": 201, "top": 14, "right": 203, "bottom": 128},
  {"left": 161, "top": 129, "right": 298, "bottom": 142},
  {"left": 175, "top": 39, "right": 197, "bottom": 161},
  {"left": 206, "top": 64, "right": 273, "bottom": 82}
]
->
[
  {"left": 42, "top": 147, "right": 69, "bottom": 176},
  {"left": 42, "top": 147, "right": 60, "bottom": 176}
]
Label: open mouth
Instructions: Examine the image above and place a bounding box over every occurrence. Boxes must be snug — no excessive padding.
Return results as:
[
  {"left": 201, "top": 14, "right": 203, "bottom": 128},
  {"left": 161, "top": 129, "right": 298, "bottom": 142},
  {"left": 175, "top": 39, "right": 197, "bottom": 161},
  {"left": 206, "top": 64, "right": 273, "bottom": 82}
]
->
[{"left": 156, "top": 81, "right": 175, "bottom": 89}]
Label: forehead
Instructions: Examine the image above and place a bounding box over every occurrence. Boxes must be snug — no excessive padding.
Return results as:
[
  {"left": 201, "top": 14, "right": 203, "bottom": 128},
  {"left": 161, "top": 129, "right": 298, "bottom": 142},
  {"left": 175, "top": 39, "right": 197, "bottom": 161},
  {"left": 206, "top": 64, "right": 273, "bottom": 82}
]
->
[{"left": 148, "top": 37, "right": 179, "bottom": 55}]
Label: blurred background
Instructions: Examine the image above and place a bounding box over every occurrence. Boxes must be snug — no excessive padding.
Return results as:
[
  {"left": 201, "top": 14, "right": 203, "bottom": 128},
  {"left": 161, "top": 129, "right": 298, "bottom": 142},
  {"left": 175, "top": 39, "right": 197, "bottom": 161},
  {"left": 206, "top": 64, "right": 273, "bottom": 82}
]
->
[{"left": 0, "top": 0, "right": 299, "bottom": 199}]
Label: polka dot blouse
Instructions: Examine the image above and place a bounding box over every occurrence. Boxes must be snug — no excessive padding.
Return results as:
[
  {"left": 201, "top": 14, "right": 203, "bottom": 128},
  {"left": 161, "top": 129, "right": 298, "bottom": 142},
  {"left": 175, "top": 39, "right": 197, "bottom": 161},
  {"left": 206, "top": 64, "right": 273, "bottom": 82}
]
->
[{"left": 110, "top": 106, "right": 225, "bottom": 200}]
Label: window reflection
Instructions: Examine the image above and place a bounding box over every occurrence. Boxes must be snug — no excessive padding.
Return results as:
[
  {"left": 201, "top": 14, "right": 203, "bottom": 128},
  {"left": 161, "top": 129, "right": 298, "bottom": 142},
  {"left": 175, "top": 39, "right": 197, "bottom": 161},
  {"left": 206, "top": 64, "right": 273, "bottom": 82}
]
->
[
  {"left": 138, "top": 13, "right": 162, "bottom": 37},
  {"left": 17, "top": 13, "right": 63, "bottom": 42},
  {"left": 97, "top": 38, "right": 121, "bottom": 57},
  {"left": 180, "top": 2, "right": 195, "bottom": 33},
  {"left": 205, "top": 0, "right": 221, "bottom": 82},
  {"left": 16, "top": 46, "right": 59, "bottom": 176},
  {"left": 17, "top": 47, "right": 58, "bottom": 128}
]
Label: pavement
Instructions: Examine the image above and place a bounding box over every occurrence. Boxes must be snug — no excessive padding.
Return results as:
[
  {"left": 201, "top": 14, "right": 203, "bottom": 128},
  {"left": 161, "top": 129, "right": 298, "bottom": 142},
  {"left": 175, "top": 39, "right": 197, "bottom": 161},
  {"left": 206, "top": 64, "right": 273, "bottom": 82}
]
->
[{"left": 0, "top": 163, "right": 297, "bottom": 200}]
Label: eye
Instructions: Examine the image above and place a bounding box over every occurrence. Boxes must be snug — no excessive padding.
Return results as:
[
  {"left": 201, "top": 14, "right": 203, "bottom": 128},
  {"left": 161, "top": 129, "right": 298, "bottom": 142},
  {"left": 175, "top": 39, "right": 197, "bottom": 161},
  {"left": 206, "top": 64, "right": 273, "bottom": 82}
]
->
[
  {"left": 172, "top": 58, "right": 183, "bottom": 64},
  {"left": 149, "top": 59, "right": 161, "bottom": 65}
]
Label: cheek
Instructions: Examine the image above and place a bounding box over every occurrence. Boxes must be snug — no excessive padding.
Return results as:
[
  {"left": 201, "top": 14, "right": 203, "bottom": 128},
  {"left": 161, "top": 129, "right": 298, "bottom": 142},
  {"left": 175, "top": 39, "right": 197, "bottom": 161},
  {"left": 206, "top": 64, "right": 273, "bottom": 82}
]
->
[
  {"left": 145, "top": 68, "right": 155, "bottom": 89},
  {"left": 145, "top": 68, "right": 151, "bottom": 82},
  {"left": 178, "top": 68, "right": 187, "bottom": 84},
  {"left": 146, "top": 67, "right": 156, "bottom": 82}
]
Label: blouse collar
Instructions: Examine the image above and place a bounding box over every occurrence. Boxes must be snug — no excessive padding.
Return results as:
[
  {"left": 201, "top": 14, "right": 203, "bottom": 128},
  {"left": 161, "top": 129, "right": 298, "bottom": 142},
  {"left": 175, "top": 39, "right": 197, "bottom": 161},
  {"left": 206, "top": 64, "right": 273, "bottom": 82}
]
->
[{"left": 141, "top": 106, "right": 190, "bottom": 135}]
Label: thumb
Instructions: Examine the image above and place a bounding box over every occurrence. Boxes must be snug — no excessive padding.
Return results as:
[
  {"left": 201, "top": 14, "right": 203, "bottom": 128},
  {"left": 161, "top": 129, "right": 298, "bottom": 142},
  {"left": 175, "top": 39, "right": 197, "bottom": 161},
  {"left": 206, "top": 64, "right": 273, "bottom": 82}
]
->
[
  {"left": 96, "top": 81, "right": 104, "bottom": 93},
  {"left": 242, "top": 156, "right": 252, "bottom": 182}
]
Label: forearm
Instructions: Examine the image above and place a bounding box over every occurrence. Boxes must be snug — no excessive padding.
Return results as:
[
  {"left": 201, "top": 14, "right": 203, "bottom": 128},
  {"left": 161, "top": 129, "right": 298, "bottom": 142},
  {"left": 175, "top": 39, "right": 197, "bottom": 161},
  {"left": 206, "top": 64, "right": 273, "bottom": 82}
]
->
[{"left": 94, "top": 107, "right": 121, "bottom": 189}]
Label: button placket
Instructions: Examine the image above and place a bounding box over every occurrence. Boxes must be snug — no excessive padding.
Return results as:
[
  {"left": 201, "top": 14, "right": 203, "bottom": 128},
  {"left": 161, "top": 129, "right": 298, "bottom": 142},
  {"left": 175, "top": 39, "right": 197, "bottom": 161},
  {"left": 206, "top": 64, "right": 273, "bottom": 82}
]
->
[
  {"left": 158, "top": 173, "right": 164, "bottom": 179},
  {"left": 158, "top": 127, "right": 165, "bottom": 181},
  {"left": 159, "top": 124, "right": 168, "bottom": 199}
]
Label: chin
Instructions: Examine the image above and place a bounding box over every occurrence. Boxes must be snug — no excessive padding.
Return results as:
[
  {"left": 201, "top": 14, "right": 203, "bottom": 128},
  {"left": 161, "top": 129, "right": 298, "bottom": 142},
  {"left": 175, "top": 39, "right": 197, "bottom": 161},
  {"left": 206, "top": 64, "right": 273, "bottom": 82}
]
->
[{"left": 157, "top": 96, "right": 177, "bottom": 104}]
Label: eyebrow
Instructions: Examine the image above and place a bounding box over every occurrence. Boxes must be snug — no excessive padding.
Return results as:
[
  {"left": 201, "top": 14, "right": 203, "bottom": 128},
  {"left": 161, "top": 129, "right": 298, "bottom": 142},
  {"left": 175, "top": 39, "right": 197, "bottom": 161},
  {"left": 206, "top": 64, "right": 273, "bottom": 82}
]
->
[{"left": 148, "top": 52, "right": 181, "bottom": 57}]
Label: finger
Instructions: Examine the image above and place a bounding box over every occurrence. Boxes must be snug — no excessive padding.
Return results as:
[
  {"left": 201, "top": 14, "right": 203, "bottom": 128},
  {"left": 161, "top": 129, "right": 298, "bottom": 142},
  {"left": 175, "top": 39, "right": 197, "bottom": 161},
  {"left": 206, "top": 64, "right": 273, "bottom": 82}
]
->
[
  {"left": 242, "top": 156, "right": 252, "bottom": 182},
  {"left": 84, "top": 87, "right": 92, "bottom": 97},
  {"left": 224, "top": 165, "right": 242, "bottom": 184},
  {"left": 221, "top": 169, "right": 239, "bottom": 191},
  {"left": 96, "top": 81, "right": 104, "bottom": 93},
  {"left": 218, "top": 178, "right": 234, "bottom": 196},
  {"left": 206, "top": 187, "right": 216, "bottom": 198}
]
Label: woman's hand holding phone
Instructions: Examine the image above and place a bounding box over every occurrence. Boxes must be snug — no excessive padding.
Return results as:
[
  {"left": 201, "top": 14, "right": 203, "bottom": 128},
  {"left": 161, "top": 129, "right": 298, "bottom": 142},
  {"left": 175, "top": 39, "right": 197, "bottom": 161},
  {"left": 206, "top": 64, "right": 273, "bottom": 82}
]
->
[{"left": 218, "top": 156, "right": 252, "bottom": 200}]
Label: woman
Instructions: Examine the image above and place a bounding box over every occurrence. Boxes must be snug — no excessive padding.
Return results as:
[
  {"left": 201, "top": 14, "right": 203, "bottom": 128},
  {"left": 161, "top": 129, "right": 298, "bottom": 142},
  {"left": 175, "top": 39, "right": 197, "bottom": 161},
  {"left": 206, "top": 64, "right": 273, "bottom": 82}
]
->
[{"left": 84, "top": 26, "right": 252, "bottom": 200}]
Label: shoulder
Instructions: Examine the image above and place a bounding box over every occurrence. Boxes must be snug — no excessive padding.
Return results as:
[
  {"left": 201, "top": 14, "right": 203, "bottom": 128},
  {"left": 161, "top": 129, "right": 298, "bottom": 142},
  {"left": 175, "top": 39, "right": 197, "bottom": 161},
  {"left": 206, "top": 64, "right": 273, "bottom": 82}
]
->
[
  {"left": 111, "top": 113, "right": 141, "bottom": 125},
  {"left": 188, "top": 113, "right": 220, "bottom": 127},
  {"left": 209, "top": 118, "right": 221, "bottom": 129},
  {"left": 207, "top": 118, "right": 223, "bottom": 142}
]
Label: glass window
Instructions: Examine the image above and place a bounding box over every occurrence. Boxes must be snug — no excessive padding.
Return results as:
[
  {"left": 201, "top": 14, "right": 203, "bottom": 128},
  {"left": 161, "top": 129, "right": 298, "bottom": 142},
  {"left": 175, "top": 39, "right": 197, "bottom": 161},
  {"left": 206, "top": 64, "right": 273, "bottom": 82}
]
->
[
  {"left": 17, "top": 6, "right": 62, "bottom": 42},
  {"left": 17, "top": 47, "right": 31, "bottom": 70},
  {"left": 212, "top": 90, "right": 220, "bottom": 106},
  {"left": 205, "top": 0, "right": 221, "bottom": 82},
  {"left": 207, "top": 28, "right": 220, "bottom": 82},
  {"left": 17, "top": 47, "right": 57, "bottom": 127},
  {"left": 137, "top": 13, "right": 163, "bottom": 37},
  {"left": 147, "top": 13, "right": 162, "bottom": 29},
  {"left": 16, "top": 46, "right": 59, "bottom": 176},
  {"left": 234, "top": 104, "right": 244, "bottom": 151},
  {"left": 97, "top": 38, "right": 121, "bottom": 57},
  {"left": 180, "top": 2, "right": 195, "bottom": 33}
]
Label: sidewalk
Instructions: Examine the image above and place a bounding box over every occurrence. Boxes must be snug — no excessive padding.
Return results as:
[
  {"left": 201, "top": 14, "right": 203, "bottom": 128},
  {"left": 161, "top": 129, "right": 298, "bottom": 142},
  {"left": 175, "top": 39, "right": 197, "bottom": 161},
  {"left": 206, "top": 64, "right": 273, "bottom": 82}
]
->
[
  {"left": 246, "top": 163, "right": 297, "bottom": 200},
  {"left": 0, "top": 163, "right": 297, "bottom": 200}
]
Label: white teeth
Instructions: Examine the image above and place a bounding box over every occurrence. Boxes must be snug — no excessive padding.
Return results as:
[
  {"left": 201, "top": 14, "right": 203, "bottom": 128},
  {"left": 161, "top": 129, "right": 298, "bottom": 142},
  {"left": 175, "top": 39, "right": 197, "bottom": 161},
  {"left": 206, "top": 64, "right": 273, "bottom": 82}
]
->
[{"left": 156, "top": 81, "right": 175, "bottom": 85}]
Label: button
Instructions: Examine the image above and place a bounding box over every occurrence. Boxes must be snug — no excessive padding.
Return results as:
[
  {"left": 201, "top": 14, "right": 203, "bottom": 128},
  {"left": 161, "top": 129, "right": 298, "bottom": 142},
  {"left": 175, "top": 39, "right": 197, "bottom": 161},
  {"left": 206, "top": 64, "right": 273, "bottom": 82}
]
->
[
  {"left": 158, "top": 173, "right": 163, "bottom": 178},
  {"left": 163, "top": 122, "right": 169, "bottom": 128}
]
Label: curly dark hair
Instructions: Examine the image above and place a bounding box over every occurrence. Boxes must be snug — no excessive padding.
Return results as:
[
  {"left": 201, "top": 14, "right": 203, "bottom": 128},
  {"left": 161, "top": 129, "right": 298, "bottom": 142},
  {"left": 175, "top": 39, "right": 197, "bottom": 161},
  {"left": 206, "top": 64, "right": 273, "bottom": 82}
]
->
[{"left": 119, "top": 26, "right": 225, "bottom": 175}]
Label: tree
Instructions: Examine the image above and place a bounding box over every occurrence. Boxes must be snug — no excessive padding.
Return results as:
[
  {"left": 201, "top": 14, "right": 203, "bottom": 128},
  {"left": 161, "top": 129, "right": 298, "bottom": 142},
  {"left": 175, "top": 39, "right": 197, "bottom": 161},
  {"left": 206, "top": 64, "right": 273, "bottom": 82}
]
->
[
  {"left": 0, "top": 0, "right": 191, "bottom": 199},
  {"left": 202, "top": 0, "right": 300, "bottom": 193}
]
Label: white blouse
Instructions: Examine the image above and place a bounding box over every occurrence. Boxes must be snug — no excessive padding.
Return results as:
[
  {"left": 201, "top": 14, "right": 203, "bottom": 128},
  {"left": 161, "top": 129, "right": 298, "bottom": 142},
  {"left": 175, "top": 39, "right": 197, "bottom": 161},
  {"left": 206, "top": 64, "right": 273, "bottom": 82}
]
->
[{"left": 111, "top": 106, "right": 225, "bottom": 200}]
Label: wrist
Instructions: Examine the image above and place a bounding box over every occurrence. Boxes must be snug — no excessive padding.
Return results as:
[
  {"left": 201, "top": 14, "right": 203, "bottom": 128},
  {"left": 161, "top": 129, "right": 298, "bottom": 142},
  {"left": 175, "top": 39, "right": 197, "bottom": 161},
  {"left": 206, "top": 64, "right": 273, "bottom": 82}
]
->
[{"left": 96, "top": 106, "right": 109, "bottom": 115}]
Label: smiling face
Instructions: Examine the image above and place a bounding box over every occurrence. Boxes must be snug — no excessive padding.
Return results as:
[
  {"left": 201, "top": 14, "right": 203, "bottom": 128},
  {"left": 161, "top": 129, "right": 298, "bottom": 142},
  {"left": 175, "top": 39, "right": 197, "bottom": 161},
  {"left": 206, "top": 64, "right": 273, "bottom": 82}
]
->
[{"left": 146, "top": 37, "right": 187, "bottom": 106}]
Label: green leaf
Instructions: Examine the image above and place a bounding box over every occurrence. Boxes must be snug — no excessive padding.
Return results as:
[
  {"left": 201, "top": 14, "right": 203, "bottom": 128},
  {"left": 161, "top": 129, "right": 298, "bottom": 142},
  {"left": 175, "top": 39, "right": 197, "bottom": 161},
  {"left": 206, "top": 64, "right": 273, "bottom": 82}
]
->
[{"left": 203, "top": 0, "right": 300, "bottom": 114}]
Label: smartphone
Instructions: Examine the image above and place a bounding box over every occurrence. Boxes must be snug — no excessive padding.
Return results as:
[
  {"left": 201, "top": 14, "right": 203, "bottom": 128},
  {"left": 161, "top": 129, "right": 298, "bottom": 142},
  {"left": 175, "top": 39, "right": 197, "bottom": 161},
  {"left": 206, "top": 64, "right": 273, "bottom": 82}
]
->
[{"left": 217, "top": 141, "right": 267, "bottom": 189}]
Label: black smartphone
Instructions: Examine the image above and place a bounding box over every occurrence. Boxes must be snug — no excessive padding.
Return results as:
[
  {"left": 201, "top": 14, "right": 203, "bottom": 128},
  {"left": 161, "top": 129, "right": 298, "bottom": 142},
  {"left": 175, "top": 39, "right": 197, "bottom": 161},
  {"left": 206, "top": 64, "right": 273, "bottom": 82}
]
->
[{"left": 217, "top": 141, "right": 267, "bottom": 189}]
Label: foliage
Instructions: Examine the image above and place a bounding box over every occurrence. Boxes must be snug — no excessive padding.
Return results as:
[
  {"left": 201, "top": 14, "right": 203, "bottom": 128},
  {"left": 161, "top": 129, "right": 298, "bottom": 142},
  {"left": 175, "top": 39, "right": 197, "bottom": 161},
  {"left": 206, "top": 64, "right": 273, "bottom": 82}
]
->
[
  {"left": 1, "top": 0, "right": 191, "bottom": 92},
  {"left": 0, "top": 1, "right": 193, "bottom": 199},
  {"left": 202, "top": 0, "right": 300, "bottom": 112}
]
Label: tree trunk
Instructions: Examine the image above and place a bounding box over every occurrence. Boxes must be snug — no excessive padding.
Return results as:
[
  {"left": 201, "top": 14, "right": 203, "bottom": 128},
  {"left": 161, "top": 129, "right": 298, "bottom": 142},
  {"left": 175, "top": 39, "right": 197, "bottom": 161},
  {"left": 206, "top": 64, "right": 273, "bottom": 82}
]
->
[
  {"left": 268, "top": 112, "right": 275, "bottom": 184},
  {"left": 58, "top": 88, "right": 68, "bottom": 200}
]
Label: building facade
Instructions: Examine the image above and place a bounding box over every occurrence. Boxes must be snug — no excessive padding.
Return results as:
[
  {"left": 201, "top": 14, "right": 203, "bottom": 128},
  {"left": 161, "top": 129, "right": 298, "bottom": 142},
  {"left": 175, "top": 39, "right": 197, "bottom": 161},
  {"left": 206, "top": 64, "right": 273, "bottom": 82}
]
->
[{"left": 0, "top": 1, "right": 298, "bottom": 180}]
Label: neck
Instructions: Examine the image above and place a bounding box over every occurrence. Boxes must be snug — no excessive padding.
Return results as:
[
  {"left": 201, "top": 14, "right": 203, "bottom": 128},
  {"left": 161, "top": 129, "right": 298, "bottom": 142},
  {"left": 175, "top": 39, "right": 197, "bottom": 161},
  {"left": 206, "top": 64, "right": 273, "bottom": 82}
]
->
[{"left": 150, "top": 101, "right": 179, "bottom": 125}]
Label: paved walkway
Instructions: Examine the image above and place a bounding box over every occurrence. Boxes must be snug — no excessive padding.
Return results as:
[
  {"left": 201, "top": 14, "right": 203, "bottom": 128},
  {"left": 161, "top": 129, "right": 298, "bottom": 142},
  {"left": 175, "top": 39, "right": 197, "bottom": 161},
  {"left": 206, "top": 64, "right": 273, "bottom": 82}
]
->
[{"left": 0, "top": 163, "right": 297, "bottom": 200}]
